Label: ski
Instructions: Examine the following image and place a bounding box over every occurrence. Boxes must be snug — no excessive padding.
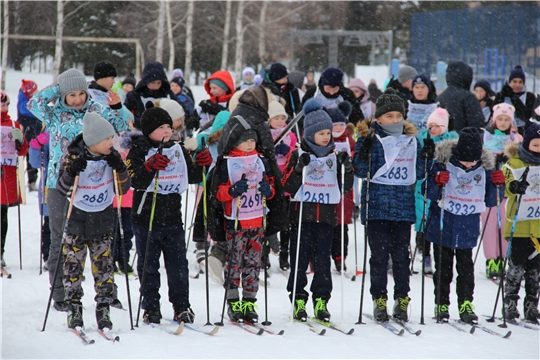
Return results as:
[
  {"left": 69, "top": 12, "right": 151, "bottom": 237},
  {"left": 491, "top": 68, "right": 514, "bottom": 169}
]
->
[
  {"left": 332, "top": 269, "right": 352, "bottom": 279},
  {"left": 483, "top": 316, "right": 540, "bottom": 331},
  {"left": 392, "top": 318, "right": 421, "bottom": 336},
  {"left": 472, "top": 324, "right": 511, "bottom": 338},
  {"left": 246, "top": 322, "right": 284, "bottom": 335},
  {"left": 115, "top": 271, "right": 138, "bottom": 280},
  {"left": 445, "top": 319, "right": 475, "bottom": 334},
  {"left": 230, "top": 321, "right": 264, "bottom": 335},
  {"left": 184, "top": 323, "right": 220, "bottom": 336},
  {"left": 1, "top": 268, "right": 12, "bottom": 278},
  {"left": 97, "top": 328, "right": 120, "bottom": 342},
  {"left": 309, "top": 317, "right": 354, "bottom": 335},
  {"left": 363, "top": 314, "right": 404, "bottom": 336},
  {"left": 149, "top": 321, "right": 184, "bottom": 335},
  {"left": 292, "top": 318, "right": 326, "bottom": 335},
  {"left": 71, "top": 327, "right": 95, "bottom": 345}
]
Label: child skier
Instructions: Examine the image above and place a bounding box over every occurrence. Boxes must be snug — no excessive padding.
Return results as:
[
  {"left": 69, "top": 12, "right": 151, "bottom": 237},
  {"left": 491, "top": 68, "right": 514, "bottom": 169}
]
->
[
  {"left": 473, "top": 79, "right": 495, "bottom": 125},
  {"left": 502, "top": 122, "right": 540, "bottom": 323},
  {"left": 353, "top": 88, "right": 426, "bottom": 322},
  {"left": 426, "top": 127, "right": 503, "bottom": 324},
  {"left": 56, "top": 112, "right": 131, "bottom": 330},
  {"left": 282, "top": 98, "right": 354, "bottom": 321},
  {"left": 126, "top": 104, "right": 209, "bottom": 324}
]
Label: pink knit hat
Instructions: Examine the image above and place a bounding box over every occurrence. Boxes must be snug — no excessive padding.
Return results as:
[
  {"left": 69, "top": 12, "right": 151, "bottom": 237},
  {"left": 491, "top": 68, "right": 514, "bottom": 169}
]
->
[
  {"left": 492, "top": 103, "right": 515, "bottom": 122},
  {"left": 426, "top": 108, "right": 449, "bottom": 130}
]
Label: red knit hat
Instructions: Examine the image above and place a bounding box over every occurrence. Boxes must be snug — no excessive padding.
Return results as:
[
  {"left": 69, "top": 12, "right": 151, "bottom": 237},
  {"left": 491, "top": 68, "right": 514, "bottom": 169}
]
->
[{"left": 21, "top": 79, "right": 38, "bottom": 99}]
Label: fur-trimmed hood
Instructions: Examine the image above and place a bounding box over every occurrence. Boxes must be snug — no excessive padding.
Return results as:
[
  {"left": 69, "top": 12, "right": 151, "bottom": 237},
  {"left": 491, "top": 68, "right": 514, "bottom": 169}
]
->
[
  {"left": 356, "top": 118, "right": 417, "bottom": 138},
  {"left": 434, "top": 139, "right": 495, "bottom": 170},
  {"left": 504, "top": 142, "right": 520, "bottom": 159}
]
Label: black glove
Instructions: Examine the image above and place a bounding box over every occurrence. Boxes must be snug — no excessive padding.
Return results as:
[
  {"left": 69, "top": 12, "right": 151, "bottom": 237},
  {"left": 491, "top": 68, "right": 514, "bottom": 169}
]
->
[
  {"left": 294, "top": 153, "right": 311, "bottom": 173},
  {"left": 229, "top": 178, "right": 250, "bottom": 197},
  {"left": 359, "top": 135, "right": 373, "bottom": 161},
  {"left": 501, "top": 85, "right": 513, "bottom": 97},
  {"left": 336, "top": 151, "right": 352, "bottom": 172},
  {"left": 274, "top": 143, "right": 290, "bottom": 156},
  {"left": 420, "top": 138, "right": 435, "bottom": 160},
  {"left": 495, "top": 153, "right": 507, "bottom": 167},
  {"left": 509, "top": 180, "right": 529, "bottom": 195},
  {"left": 186, "top": 113, "right": 201, "bottom": 131},
  {"left": 67, "top": 156, "right": 87, "bottom": 176},
  {"left": 258, "top": 180, "right": 272, "bottom": 197},
  {"left": 105, "top": 148, "right": 126, "bottom": 171},
  {"left": 199, "top": 100, "right": 225, "bottom": 116}
]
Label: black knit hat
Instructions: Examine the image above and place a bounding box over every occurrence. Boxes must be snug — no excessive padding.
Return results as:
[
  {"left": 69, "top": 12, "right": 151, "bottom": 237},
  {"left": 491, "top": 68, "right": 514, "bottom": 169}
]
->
[
  {"left": 269, "top": 62, "right": 288, "bottom": 82},
  {"left": 321, "top": 67, "right": 344, "bottom": 87},
  {"left": 375, "top": 88, "right": 405, "bottom": 119},
  {"left": 141, "top": 102, "right": 173, "bottom": 137},
  {"left": 509, "top": 65, "right": 526, "bottom": 83},
  {"left": 473, "top": 79, "right": 495, "bottom": 97},
  {"left": 93, "top": 61, "right": 117, "bottom": 80},
  {"left": 122, "top": 74, "right": 136, "bottom": 87},
  {"left": 234, "top": 129, "right": 258, "bottom": 147},
  {"left": 454, "top": 127, "right": 483, "bottom": 162}
]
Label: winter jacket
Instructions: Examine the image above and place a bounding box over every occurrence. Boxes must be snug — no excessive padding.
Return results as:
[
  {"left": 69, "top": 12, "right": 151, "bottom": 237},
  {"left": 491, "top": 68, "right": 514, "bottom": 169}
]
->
[
  {"left": 174, "top": 92, "right": 195, "bottom": 117},
  {"left": 425, "top": 140, "right": 499, "bottom": 249},
  {"left": 126, "top": 134, "right": 202, "bottom": 227},
  {"left": 272, "top": 128, "right": 297, "bottom": 172},
  {"left": 348, "top": 78, "right": 376, "bottom": 121},
  {"left": 353, "top": 119, "right": 425, "bottom": 225},
  {"left": 17, "top": 90, "right": 42, "bottom": 142},
  {"left": 502, "top": 143, "right": 540, "bottom": 239},
  {"left": 282, "top": 142, "right": 354, "bottom": 226},
  {"left": 0, "top": 113, "right": 29, "bottom": 207},
  {"left": 262, "top": 80, "right": 303, "bottom": 119},
  {"left": 56, "top": 134, "right": 131, "bottom": 238},
  {"left": 493, "top": 83, "right": 535, "bottom": 130},
  {"left": 28, "top": 138, "right": 49, "bottom": 216},
  {"left": 386, "top": 76, "right": 413, "bottom": 103},
  {"left": 437, "top": 61, "right": 485, "bottom": 132},
  {"left": 27, "top": 84, "right": 130, "bottom": 189},
  {"left": 368, "top": 83, "right": 382, "bottom": 103},
  {"left": 334, "top": 131, "right": 356, "bottom": 225}
]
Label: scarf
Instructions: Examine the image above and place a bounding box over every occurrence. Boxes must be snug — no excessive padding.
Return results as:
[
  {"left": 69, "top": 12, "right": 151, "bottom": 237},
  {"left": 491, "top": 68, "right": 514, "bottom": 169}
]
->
[{"left": 304, "top": 137, "right": 335, "bottom": 158}]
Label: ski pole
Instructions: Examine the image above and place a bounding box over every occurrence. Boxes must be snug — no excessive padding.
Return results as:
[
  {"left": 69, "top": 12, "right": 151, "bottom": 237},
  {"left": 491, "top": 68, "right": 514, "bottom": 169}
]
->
[
  {"left": 473, "top": 207, "right": 492, "bottom": 265},
  {"left": 340, "top": 163, "right": 345, "bottom": 323},
  {"left": 113, "top": 169, "right": 134, "bottom": 330},
  {"left": 39, "top": 150, "right": 45, "bottom": 275},
  {"left": 11, "top": 119, "right": 22, "bottom": 270},
  {"left": 419, "top": 135, "right": 431, "bottom": 326},
  {"left": 200, "top": 138, "right": 212, "bottom": 326},
  {"left": 261, "top": 175, "right": 272, "bottom": 326},
  {"left": 41, "top": 174, "right": 80, "bottom": 332},
  {"left": 435, "top": 183, "right": 446, "bottom": 324},
  {"left": 289, "top": 91, "right": 301, "bottom": 142},
  {"left": 290, "top": 166, "right": 307, "bottom": 324},
  {"left": 351, "top": 179, "right": 360, "bottom": 282},
  {"left": 185, "top": 184, "right": 202, "bottom": 253}
]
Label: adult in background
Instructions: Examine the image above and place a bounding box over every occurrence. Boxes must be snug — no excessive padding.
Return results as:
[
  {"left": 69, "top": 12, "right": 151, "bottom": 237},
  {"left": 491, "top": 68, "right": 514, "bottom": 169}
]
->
[
  {"left": 261, "top": 62, "right": 303, "bottom": 118},
  {"left": 387, "top": 65, "right": 418, "bottom": 102}
]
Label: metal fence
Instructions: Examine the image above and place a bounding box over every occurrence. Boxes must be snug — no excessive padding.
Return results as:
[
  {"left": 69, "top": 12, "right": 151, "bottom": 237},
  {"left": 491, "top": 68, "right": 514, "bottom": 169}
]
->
[{"left": 410, "top": 5, "right": 540, "bottom": 93}]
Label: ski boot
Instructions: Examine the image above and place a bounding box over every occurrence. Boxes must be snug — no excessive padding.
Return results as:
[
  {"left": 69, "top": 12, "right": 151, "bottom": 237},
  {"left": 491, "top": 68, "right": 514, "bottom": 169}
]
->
[
  {"left": 353, "top": 205, "right": 360, "bottom": 220},
  {"left": 458, "top": 301, "right": 478, "bottom": 324},
  {"left": 117, "top": 261, "right": 134, "bottom": 274},
  {"left": 208, "top": 247, "right": 226, "bottom": 284},
  {"left": 334, "top": 256, "right": 347, "bottom": 272},
  {"left": 486, "top": 258, "right": 501, "bottom": 279},
  {"left": 503, "top": 295, "right": 520, "bottom": 321},
  {"left": 143, "top": 308, "right": 162, "bottom": 324},
  {"left": 67, "top": 301, "right": 84, "bottom": 329},
  {"left": 435, "top": 304, "right": 450, "bottom": 321},
  {"left": 96, "top": 303, "right": 113, "bottom": 330},
  {"left": 393, "top": 295, "right": 410, "bottom": 322},
  {"left": 227, "top": 298, "right": 244, "bottom": 323},
  {"left": 242, "top": 298, "right": 259, "bottom": 323},
  {"left": 524, "top": 297, "right": 540, "bottom": 324},
  {"left": 415, "top": 232, "right": 424, "bottom": 254},
  {"left": 111, "top": 298, "right": 123, "bottom": 309},
  {"left": 279, "top": 251, "right": 290, "bottom": 272},
  {"left": 293, "top": 298, "right": 308, "bottom": 321},
  {"left": 373, "top": 296, "right": 389, "bottom": 322},
  {"left": 423, "top": 256, "right": 433, "bottom": 275},
  {"left": 173, "top": 305, "right": 195, "bottom": 324},
  {"left": 54, "top": 301, "right": 70, "bottom": 312},
  {"left": 314, "top": 298, "right": 331, "bottom": 322}
]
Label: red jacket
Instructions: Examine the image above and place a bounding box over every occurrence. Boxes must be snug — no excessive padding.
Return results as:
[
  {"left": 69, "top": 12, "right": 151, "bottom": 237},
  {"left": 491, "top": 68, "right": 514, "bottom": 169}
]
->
[
  {"left": 334, "top": 131, "right": 356, "bottom": 225},
  {"left": 204, "top": 71, "right": 236, "bottom": 104},
  {"left": 216, "top": 148, "right": 275, "bottom": 229},
  {"left": 1, "top": 112, "right": 29, "bottom": 207}
]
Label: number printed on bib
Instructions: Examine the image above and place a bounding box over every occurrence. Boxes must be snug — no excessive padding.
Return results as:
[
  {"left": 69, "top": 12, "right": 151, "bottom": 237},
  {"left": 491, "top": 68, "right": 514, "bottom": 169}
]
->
[
  {"left": 442, "top": 163, "right": 486, "bottom": 216},
  {"left": 292, "top": 150, "right": 341, "bottom": 204},
  {"left": 505, "top": 165, "right": 540, "bottom": 220},
  {"left": 227, "top": 154, "right": 267, "bottom": 220},
  {"left": 371, "top": 135, "right": 417, "bottom": 186},
  {"left": 145, "top": 143, "right": 189, "bottom": 195},
  {"left": 0, "top": 126, "right": 18, "bottom": 166},
  {"left": 73, "top": 160, "right": 114, "bottom": 212}
]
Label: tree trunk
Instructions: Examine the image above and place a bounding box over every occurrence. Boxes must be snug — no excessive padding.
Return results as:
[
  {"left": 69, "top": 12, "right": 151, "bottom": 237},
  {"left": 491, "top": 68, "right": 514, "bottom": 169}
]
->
[
  {"left": 165, "top": 0, "right": 174, "bottom": 75},
  {"left": 155, "top": 0, "right": 165, "bottom": 63},
  {"left": 1, "top": 0, "right": 8, "bottom": 89},
  {"left": 233, "top": 1, "right": 246, "bottom": 84},
  {"left": 184, "top": 0, "right": 193, "bottom": 85},
  {"left": 53, "top": 0, "right": 64, "bottom": 82},
  {"left": 221, "top": 0, "right": 231, "bottom": 70},
  {"left": 258, "top": 0, "right": 267, "bottom": 71}
]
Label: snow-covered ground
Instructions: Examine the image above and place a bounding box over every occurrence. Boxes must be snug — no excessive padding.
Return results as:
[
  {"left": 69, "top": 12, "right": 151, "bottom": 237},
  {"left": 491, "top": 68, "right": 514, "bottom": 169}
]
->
[{"left": 1, "top": 70, "right": 539, "bottom": 359}]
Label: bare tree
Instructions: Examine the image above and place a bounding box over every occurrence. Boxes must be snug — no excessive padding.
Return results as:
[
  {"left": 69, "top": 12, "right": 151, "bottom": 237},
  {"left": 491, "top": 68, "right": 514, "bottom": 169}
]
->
[
  {"left": 221, "top": 0, "right": 232, "bottom": 70},
  {"left": 155, "top": 0, "right": 165, "bottom": 63},
  {"left": 165, "top": 0, "right": 174, "bottom": 75},
  {"left": 233, "top": 1, "right": 248, "bottom": 83},
  {"left": 258, "top": 0, "right": 268, "bottom": 70},
  {"left": 1, "top": 0, "right": 8, "bottom": 89},
  {"left": 184, "top": 0, "right": 193, "bottom": 85}
]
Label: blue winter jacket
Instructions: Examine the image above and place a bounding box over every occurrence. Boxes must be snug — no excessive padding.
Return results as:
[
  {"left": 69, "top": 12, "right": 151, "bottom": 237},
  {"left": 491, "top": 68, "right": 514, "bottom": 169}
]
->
[{"left": 353, "top": 119, "right": 426, "bottom": 224}]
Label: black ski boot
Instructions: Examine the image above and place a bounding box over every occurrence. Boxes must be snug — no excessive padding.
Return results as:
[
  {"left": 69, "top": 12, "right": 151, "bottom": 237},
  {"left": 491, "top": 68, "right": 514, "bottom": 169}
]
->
[
  {"left": 227, "top": 299, "right": 244, "bottom": 323},
  {"left": 503, "top": 295, "right": 520, "bottom": 321},
  {"left": 111, "top": 297, "right": 123, "bottom": 309},
  {"left": 279, "top": 251, "right": 290, "bottom": 271},
  {"left": 118, "top": 261, "right": 134, "bottom": 274},
  {"left": 314, "top": 298, "right": 331, "bottom": 322},
  {"left": 54, "top": 301, "right": 70, "bottom": 312},
  {"left": 373, "top": 296, "right": 389, "bottom": 322},
  {"left": 67, "top": 301, "right": 84, "bottom": 329},
  {"left": 242, "top": 298, "right": 259, "bottom": 323},
  {"left": 96, "top": 303, "right": 113, "bottom": 330},
  {"left": 458, "top": 301, "right": 478, "bottom": 324},
  {"left": 334, "top": 256, "right": 347, "bottom": 272},
  {"left": 524, "top": 297, "right": 540, "bottom": 324},
  {"left": 415, "top": 232, "right": 423, "bottom": 254},
  {"left": 393, "top": 295, "right": 410, "bottom": 322},
  {"left": 173, "top": 306, "right": 195, "bottom": 324},
  {"left": 143, "top": 308, "right": 162, "bottom": 324},
  {"left": 293, "top": 298, "right": 308, "bottom": 321},
  {"left": 435, "top": 304, "right": 450, "bottom": 321}
]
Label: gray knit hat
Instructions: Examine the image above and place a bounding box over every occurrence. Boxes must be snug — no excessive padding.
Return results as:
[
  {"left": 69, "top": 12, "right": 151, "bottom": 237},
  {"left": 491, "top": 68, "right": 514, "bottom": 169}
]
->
[
  {"left": 58, "top": 68, "right": 88, "bottom": 99},
  {"left": 83, "top": 112, "right": 115, "bottom": 147},
  {"left": 303, "top": 98, "right": 333, "bottom": 143},
  {"left": 397, "top": 65, "right": 418, "bottom": 84},
  {"left": 375, "top": 88, "right": 405, "bottom": 119}
]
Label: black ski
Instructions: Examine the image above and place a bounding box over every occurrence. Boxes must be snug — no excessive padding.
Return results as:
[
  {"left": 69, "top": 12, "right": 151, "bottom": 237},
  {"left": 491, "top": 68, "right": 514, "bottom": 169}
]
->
[
  {"left": 246, "top": 322, "right": 284, "bottom": 335},
  {"left": 97, "top": 328, "right": 120, "bottom": 342},
  {"left": 472, "top": 324, "right": 511, "bottom": 338},
  {"left": 71, "top": 327, "right": 95, "bottom": 345},
  {"left": 292, "top": 318, "right": 326, "bottom": 335},
  {"left": 309, "top": 317, "right": 354, "bottom": 335},
  {"left": 483, "top": 315, "right": 539, "bottom": 331},
  {"left": 445, "top": 319, "right": 475, "bottom": 334},
  {"left": 392, "top": 318, "right": 421, "bottom": 336},
  {"left": 1, "top": 268, "right": 12, "bottom": 278},
  {"left": 363, "top": 313, "right": 404, "bottom": 336}
]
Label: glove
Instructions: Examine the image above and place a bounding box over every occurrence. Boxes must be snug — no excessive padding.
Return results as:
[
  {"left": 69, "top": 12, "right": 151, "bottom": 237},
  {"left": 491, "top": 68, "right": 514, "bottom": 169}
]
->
[
  {"left": 258, "top": 180, "right": 272, "bottom": 197},
  {"left": 31, "top": 132, "right": 50, "bottom": 150},
  {"left": 229, "top": 178, "right": 250, "bottom": 197},
  {"left": 12, "top": 128, "right": 23, "bottom": 146},
  {"left": 420, "top": 138, "right": 435, "bottom": 160},
  {"left": 67, "top": 156, "right": 87, "bottom": 176},
  {"left": 491, "top": 170, "right": 505, "bottom": 187},
  {"left": 495, "top": 153, "right": 507, "bottom": 167},
  {"left": 144, "top": 153, "right": 170, "bottom": 172},
  {"left": 434, "top": 171, "right": 450, "bottom": 187},
  {"left": 199, "top": 100, "right": 225, "bottom": 115},
  {"left": 105, "top": 148, "right": 126, "bottom": 171},
  {"left": 509, "top": 180, "right": 529, "bottom": 195},
  {"left": 359, "top": 135, "right": 373, "bottom": 161},
  {"left": 186, "top": 114, "right": 201, "bottom": 131},
  {"left": 195, "top": 149, "right": 213, "bottom": 167},
  {"left": 336, "top": 151, "right": 352, "bottom": 172},
  {"left": 274, "top": 143, "right": 290, "bottom": 156},
  {"left": 294, "top": 153, "right": 311, "bottom": 173}
]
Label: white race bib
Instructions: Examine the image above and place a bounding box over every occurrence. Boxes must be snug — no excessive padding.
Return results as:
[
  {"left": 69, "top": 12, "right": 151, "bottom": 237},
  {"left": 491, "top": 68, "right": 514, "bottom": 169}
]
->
[
  {"left": 371, "top": 135, "right": 417, "bottom": 185},
  {"left": 505, "top": 166, "right": 540, "bottom": 221},
  {"left": 334, "top": 140, "right": 351, "bottom": 156},
  {"left": 314, "top": 91, "right": 344, "bottom": 109},
  {"left": 0, "top": 126, "right": 18, "bottom": 166},
  {"left": 145, "top": 143, "right": 188, "bottom": 195},
  {"left": 442, "top": 162, "right": 486, "bottom": 216},
  {"left": 227, "top": 154, "right": 266, "bottom": 220},
  {"left": 406, "top": 102, "right": 438, "bottom": 130},
  {"left": 73, "top": 160, "right": 114, "bottom": 212},
  {"left": 292, "top": 150, "right": 341, "bottom": 204},
  {"left": 360, "top": 102, "right": 373, "bottom": 119},
  {"left": 88, "top": 89, "right": 109, "bottom": 106}
]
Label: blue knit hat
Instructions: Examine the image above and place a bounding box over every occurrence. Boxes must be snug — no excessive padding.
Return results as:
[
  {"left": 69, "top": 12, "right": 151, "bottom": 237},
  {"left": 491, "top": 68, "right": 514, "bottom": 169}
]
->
[
  {"left": 303, "top": 99, "right": 333, "bottom": 143},
  {"left": 321, "top": 67, "right": 343, "bottom": 87},
  {"left": 509, "top": 65, "right": 525, "bottom": 83},
  {"left": 412, "top": 74, "right": 431, "bottom": 92}
]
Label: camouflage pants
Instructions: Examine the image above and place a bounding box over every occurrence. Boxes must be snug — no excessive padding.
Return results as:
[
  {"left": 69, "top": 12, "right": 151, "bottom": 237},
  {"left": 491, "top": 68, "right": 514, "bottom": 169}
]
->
[
  {"left": 63, "top": 233, "right": 115, "bottom": 304},
  {"left": 224, "top": 227, "right": 264, "bottom": 297},
  {"left": 505, "top": 237, "right": 540, "bottom": 303}
]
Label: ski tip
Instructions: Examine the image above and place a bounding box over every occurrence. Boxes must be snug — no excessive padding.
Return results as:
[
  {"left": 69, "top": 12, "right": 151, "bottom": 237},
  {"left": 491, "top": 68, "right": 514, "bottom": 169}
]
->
[
  {"left": 469, "top": 326, "right": 475, "bottom": 334},
  {"left": 257, "top": 328, "right": 265, "bottom": 335},
  {"left": 319, "top": 329, "right": 326, "bottom": 336},
  {"left": 277, "top": 330, "right": 285, "bottom": 335},
  {"left": 414, "top": 330, "right": 422, "bottom": 336},
  {"left": 347, "top": 328, "right": 354, "bottom": 335},
  {"left": 174, "top": 322, "right": 185, "bottom": 335},
  {"left": 209, "top": 326, "right": 220, "bottom": 335},
  {"left": 504, "top": 331, "right": 512, "bottom": 338},
  {"left": 113, "top": 336, "right": 120, "bottom": 342},
  {"left": 89, "top": 339, "right": 96, "bottom": 344},
  {"left": 397, "top": 329, "right": 405, "bottom": 335}
]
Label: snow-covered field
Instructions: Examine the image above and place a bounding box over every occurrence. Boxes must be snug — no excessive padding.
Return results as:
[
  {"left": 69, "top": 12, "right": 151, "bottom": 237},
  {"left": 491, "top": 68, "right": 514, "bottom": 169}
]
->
[{"left": 1, "top": 70, "right": 539, "bottom": 359}]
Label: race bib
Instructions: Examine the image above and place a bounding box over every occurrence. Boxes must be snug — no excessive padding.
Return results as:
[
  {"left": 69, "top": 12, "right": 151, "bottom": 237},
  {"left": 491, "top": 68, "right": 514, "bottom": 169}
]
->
[
  {"left": 292, "top": 150, "right": 341, "bottom": 204},
  {"left": 334, "top": 141, "right": 351, "bottom": 156},
  {"left": 145, "top": 143, "right": 188, "bottom": 195},
  {"left": 140, "top": 96, "right": 158, "bottom": 108},
  {"left": 442, "top": 163, "right": 486, "bottom": 216},
  {"left": 88, "top": 89, "right": 109, "bottom": 106},
  {"left": 371, "top": 135, "right": 417, "bottom": 185},
  {"left": 314, "top": 91, "right": 344, "bottom": 109},
  {"left": 505, "top": 166, "right": 540, "bottom": 221},
  {"left": 227, "top": 154, "right": 266, "bottom": 220},
  {"left": 406, "top": 102, "right": 438, "bottom": 130},
  {"left": 482, "top": 106, "right": 491, "bottom": 124},
  {"left": 73, "top": 160, "right": 114, "bottom": 212},
  {"left": 360, "top": 102, "right": 373, "bottom": 119},
  {"left": 0, "top": 126, "right": 18, "bottom": 166}
]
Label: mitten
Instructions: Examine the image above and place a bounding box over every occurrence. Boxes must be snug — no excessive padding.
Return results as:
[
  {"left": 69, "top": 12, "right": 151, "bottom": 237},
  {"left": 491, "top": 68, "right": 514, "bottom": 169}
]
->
[
  {"left": 359, "top": 135, "right": 373, "bottom": 161},
  {"left": 185, "top": 113, "right": 201, "bottom": 131},
  {"left": 491, "top": 170, "right": 505, "bottom": 187},
  {"left": 105, "top": 148, "right": 126, "bottom": 171},
  {"left": 200, "top": 100, "right": 225, "bottom": 115},
  {"left": 195, "top": 149, "right": 213, "bottom": 167},
  {"left": 258, "top": 180, "right": 272, "bottom": 197},
  {"left": 67, "top": 156, "right": 87, "bottom": 176},
  {"left": 274, "top": 143, "right": 290, "bottom": 156},
  {"left": 294, "top": 153, "right": 311, "bottom": 173},
  {"left": 336, "top": 151, "right": 352, "bottom": 172},
  {"left": 434, "top": 171, "right": 450, "bottom": 187},
  {"left": 509, "top": 180, "right": 529, "bottom": 195},
  {"left": 11, "top": 128, "right": 23, "bottom": 147},
  {"left": 144, "top": 153, "right": 170, "bottom": 172},
  {"left": 420, "top": 138, "right": 435, "bottom": 160},
  {"left": 229, "top": 178, "right": 249, "bottom": 197}
]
